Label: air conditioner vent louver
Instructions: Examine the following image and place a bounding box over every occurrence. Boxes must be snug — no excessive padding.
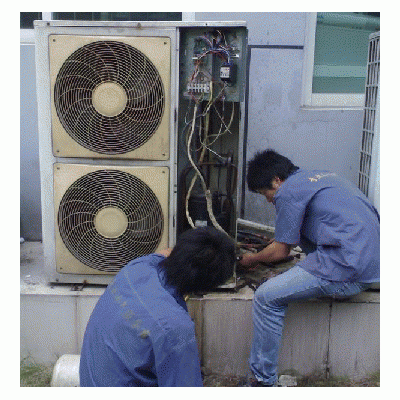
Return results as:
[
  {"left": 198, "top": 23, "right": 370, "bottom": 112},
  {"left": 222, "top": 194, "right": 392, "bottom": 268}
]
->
[
  {"left": 57, "top": 169, "right": 164, "bottom": 272},
  {"left": 53, "top": 40, "right": 165, "bottom": 155}
]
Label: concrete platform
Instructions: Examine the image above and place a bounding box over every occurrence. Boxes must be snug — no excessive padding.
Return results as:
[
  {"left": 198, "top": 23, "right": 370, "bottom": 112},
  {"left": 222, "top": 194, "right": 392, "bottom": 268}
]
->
[{"left": 20, "top": 241, "right": 380, "bottom": 381}]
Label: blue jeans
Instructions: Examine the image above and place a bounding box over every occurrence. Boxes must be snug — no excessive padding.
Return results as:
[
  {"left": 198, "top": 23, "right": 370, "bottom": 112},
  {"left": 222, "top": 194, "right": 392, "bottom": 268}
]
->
[{"left": 250, "top": 266, "right": 370, "bottom": 385}]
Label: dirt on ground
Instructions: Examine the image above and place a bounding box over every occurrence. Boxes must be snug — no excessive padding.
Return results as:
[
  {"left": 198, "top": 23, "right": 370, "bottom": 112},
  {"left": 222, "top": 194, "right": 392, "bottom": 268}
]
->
[
  {"left": 202, "top": 372, "right": 380, "bottom": 387},
  {"left": 20, "top": 358, "right": 379, "bottom": 387}
]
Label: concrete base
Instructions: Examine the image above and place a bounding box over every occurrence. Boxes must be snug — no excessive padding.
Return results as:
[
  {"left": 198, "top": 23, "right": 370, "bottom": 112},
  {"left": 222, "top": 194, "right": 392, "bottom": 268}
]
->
[
  {"left": 187, "top": 289, "right": 380, "bottom": 381},
  {"left": 21, "top": 241, "right": 379, "bottom": 382}
]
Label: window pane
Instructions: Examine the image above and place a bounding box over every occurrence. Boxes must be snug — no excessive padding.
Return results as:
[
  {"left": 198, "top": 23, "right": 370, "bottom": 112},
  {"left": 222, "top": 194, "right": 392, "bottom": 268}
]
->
[
  {"left": 74, "top": 12, "right": 94, "bottom": 21},
  {"left": 146, "top": 12, "right": 181, "bottom": 21},
  {"left": 110, "top": 12, "right": 135, "bottom": 21},
  {"left": 53, "top": 12, "right": 75, "bottom": 20},
  {"left": 53, "top": 12, "right": 182, "bottom": 22},
  {"left": 20, "top": 12, "right": 42, "bottom": 29},
  {"left": 312, "top": 12, "right": 380, "bottom": 94}
]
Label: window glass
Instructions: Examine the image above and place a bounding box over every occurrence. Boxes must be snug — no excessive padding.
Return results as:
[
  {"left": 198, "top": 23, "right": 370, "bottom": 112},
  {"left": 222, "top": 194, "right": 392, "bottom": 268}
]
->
[
  {"left": 20, "top": 12, "right": 42, "bottom": 29},
  {"left": 312, "top": 12, "right": 380, "bottom": 94},
  {"left": 52, "top": 12, "right": 182, "bottom": 22}
]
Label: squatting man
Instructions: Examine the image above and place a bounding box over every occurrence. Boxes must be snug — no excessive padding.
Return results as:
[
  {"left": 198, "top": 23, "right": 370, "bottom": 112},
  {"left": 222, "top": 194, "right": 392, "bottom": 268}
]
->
[{"left": 80, "top": 226, "right": 235, "bottom": 386}]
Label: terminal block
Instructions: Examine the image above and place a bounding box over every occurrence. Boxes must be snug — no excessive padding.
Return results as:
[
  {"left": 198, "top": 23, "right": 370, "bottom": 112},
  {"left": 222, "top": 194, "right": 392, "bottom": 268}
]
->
[{"left": 186, "top": 82, "right": 211, "bottom": 93}]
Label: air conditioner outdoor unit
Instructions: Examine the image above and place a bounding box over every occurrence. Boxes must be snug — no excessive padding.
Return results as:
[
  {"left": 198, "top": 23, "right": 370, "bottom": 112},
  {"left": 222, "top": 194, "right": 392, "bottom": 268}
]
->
[
  {"left": 35, "top": 20, "right": 248, "bottom": 285},
  {"left": 35, "top": 21, "right": 178, "bottom": 284}
]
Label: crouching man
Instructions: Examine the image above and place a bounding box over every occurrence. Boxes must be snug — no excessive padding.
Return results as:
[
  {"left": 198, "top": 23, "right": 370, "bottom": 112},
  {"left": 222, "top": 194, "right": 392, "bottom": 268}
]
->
[
  {"left": 80, "top": 227, "right": 235, "bottom": 387},
  {"left": 240, "top": 149, "right": 380, "bottom": 386}
]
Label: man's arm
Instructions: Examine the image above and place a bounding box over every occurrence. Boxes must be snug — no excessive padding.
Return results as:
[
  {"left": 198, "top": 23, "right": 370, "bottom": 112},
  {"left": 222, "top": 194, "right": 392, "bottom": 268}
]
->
[{"left": 239, "top": 240, "right": 291, "bottom": 268}]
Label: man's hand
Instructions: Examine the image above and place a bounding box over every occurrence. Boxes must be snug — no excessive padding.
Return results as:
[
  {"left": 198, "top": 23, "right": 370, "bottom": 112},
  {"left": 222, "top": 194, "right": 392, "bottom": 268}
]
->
[
  {"left": 238, "top": 240, "right": 291, "bottom": 270},
  {"left": 238, "top": 252, "right": 259, "bottom": 269}
]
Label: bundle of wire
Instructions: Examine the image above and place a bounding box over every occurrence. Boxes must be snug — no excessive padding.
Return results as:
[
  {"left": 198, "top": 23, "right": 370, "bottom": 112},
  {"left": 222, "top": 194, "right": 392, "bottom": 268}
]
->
[
  {"left": 182, "top": 30, "right": 237, "bottom": 235},
  {"left": 184, "top": 94, "right": 235, "bottom": 235}
]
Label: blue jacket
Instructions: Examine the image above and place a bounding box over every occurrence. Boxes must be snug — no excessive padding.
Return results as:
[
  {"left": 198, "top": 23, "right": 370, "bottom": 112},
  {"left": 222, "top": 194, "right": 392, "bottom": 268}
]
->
[
  {"left": 273, "top": 169, "right": 380, "bottom": 283},
  {"left": 79, "top": 254, "right": 203, "bottom": 386}
]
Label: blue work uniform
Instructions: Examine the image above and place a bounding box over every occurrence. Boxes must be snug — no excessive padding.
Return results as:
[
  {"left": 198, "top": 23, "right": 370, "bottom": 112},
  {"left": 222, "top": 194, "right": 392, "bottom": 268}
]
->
[
  {"left": 273, "top": 169, "right": 380, "bottom": 283},
  {"left": 79, "top": 254, "right": 203, "bottom": 387}
]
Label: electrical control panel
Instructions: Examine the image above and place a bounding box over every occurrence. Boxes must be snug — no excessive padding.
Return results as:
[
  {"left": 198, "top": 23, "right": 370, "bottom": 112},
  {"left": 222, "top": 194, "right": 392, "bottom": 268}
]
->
[
  {"left": 179, "top": 27, "right": 247, "bottom": 103},
  {"left": 176, "top": 26, "right": 248, "bottom": 239}
]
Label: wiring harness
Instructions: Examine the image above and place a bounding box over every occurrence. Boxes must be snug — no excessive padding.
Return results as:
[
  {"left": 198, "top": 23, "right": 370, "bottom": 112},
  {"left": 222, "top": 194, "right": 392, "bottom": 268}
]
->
[{"left": 183, "top": 31, "right": 237, "bottom": 235}]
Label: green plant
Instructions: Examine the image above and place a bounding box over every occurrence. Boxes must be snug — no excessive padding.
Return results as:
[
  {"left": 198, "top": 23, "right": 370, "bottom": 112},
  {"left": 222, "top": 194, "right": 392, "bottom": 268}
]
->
[{"left": 20, "top": 357, "right": 52, "bottom": 387}]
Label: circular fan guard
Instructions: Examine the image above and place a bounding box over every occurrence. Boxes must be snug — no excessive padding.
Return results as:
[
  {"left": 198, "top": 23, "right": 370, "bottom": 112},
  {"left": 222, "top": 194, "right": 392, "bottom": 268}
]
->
[
  {"left": 57, "top": 170, "right": 164, "bottom": 272},
  {"left": 54, "top": 40, "right": 165, "bottom": 155}
]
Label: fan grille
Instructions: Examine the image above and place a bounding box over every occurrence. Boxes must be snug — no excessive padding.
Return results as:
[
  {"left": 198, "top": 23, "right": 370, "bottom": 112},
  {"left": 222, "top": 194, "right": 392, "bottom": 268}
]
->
[
  {"left": 57, "top": 169, "right": 164, "bottom": 272},
  {"left": 53, "top": 40, "right": 165, "bottom": 155}
]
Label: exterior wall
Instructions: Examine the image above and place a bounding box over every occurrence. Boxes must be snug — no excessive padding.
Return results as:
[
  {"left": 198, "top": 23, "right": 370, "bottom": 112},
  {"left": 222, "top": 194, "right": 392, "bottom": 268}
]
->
[
  {"left": 20, "top": 43, "right": 42, "bottom": 240},
  {"left": 20, "top": 287, "right": 103, "bottom": 364},
  {"left": 196, "top": 12, "right": 364, "bottom": 227}
]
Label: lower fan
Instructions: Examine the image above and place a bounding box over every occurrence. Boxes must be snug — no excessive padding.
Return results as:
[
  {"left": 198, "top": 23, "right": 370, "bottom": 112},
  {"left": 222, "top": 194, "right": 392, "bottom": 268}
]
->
[{"left": 53, "top": 163, "right": 169, "bottom": 275}]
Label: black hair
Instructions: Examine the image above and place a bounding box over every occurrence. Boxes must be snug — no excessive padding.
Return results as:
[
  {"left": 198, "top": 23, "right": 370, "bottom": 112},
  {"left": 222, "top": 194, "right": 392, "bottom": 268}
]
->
[
  {"left": 246, "top": 149, "right": 299, "bottom": 192},
  {"left": 159, "top": 227, "right": 235, "bottom": 295}
]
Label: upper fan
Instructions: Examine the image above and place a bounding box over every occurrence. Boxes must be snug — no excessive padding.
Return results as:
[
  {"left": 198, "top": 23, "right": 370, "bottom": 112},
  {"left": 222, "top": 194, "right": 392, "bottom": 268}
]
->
[
  {"left": 55, "top": 166, "right": 168, "bottom": 273},
  {"left": 49, "top": 35, "right": 171, "bottom": 159}
]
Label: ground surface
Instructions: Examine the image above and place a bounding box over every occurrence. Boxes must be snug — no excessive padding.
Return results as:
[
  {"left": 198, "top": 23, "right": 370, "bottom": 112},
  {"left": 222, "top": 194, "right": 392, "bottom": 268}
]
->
[
  {"left": 20, "top": 359, "right": 379, "bottom": 387},
  {"left": 202, "top": 373, "right": 380, "bottom": 387}
]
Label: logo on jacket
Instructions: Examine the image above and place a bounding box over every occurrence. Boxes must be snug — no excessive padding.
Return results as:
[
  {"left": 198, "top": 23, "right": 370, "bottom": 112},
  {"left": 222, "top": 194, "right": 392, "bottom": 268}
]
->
[{"left": 308, "top": 173, "right": 336, "bottom": 182}]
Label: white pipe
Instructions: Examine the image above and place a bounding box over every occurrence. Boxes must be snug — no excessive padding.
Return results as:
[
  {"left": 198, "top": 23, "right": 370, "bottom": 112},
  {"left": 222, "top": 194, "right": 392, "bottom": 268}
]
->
[
  {"left": 50, "top": 354, "right": 80, "bottom": 387},
  {"left": 236, "top": 218, "right": 275, "bottom": 233}
]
